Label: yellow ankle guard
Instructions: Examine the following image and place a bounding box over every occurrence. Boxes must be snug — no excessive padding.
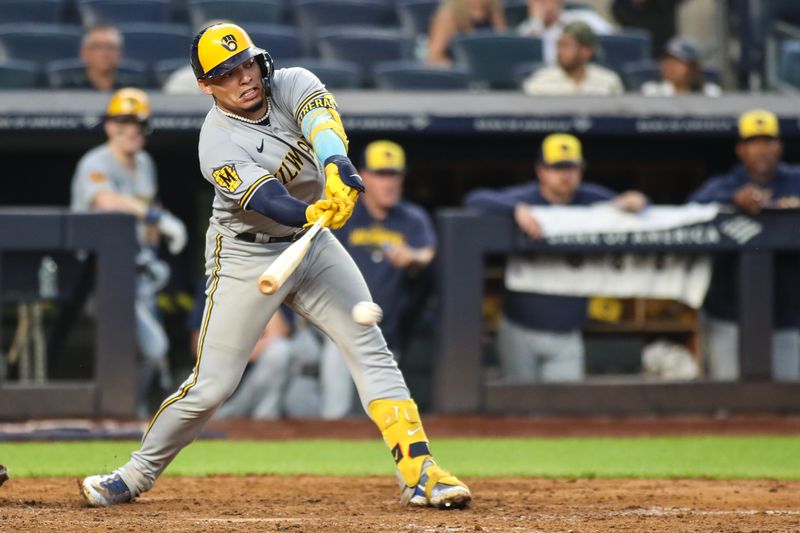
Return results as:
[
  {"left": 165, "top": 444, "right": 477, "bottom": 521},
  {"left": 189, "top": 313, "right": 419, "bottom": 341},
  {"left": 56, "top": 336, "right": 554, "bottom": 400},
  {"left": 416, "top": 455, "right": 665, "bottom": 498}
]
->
[{"left": 369, "top": 399, "right": 432, "bottom": 487}]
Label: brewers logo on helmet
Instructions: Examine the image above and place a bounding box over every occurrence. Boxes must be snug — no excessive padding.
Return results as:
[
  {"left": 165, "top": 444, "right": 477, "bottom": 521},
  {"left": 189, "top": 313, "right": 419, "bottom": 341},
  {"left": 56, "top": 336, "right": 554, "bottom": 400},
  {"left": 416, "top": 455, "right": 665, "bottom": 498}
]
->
[
  {"left": 191, "top": 23, "right": 274, "bottom": 94},
  {"left": 106, "top": 87, "right": 150, "bottom": 122}
]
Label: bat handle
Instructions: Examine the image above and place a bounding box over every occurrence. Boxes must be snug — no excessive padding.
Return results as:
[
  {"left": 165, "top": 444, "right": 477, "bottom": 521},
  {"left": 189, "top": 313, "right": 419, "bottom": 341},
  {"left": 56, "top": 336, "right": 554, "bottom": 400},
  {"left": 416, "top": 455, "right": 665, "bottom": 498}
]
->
[{"left": 259, "top": 275, "right": 279, "bottom": 295}]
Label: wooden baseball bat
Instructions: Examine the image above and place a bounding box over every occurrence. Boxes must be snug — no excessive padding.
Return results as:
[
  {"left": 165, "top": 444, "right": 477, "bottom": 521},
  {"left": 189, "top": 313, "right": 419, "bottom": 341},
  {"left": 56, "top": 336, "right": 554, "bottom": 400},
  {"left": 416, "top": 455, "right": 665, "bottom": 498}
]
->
[{"left": 257, "top": 211, "right": 333, "bottom": 295}]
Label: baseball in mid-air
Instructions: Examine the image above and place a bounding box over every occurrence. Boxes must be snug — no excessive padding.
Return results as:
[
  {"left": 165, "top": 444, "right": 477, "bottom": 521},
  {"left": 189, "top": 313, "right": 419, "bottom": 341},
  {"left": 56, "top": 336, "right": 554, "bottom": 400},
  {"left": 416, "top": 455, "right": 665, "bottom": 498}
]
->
[{"left": 352, "top": 301, "right": 383, "bottom": 325}]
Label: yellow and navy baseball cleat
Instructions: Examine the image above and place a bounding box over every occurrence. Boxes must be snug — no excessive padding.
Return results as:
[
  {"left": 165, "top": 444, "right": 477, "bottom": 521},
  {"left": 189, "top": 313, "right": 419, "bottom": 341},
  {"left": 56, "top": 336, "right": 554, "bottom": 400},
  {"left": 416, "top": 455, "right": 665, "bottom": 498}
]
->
[
  {"left": 80, "top": 472, "right": 133, "bottom": 507},
  {"left": 400, "top": 457, "right": 472, "bottom": 509}
]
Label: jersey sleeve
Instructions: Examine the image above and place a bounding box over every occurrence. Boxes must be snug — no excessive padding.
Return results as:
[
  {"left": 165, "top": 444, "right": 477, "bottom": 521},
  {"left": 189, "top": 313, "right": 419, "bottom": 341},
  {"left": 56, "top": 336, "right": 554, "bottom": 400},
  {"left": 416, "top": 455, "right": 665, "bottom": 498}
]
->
[
  {"left": 278, "top": 67, "right": 342, "bottom": 130},
  {"left": 70, "top": 157, "right": 114, "bottom": 211},
  {"left": 688, "top": 175, "right": 736, "bottom": 204},
  {"left": 200, "top": 138, "right": 276, "bottom": 210},
  {"left": 405, "top": 204, "right": 437, "bottom": 249}
]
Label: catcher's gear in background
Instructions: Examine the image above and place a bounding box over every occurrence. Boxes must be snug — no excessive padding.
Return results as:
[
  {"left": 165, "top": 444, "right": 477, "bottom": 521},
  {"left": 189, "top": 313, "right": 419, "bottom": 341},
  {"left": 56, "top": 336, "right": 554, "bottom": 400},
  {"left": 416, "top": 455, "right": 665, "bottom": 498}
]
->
[
  {"left": 106, "top": 87, "right": 150, "bottom": 122},
  {"left": 190, "top": 22, "right": 274, "bottom": 94}
]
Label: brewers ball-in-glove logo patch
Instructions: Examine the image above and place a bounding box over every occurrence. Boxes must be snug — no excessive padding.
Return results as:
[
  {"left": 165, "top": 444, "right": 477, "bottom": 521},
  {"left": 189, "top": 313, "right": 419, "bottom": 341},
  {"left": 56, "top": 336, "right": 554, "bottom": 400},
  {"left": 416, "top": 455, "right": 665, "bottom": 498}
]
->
[
  {"left": 220, "top": 34, "right": 238, "bottom": 52},
  {"left": 212, "top": 164, "right": 242, "bottom": 192}
]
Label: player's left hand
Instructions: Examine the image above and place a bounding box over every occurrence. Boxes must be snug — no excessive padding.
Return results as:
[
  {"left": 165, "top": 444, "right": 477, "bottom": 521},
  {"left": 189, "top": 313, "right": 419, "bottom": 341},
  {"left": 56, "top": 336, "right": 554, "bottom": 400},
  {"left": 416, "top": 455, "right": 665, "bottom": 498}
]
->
[
  {"left": 158, "top": 210, "right": 187, "bottom": 255},
  {"left": 324, "top": 155, "right": 365, "bottom": 203}
]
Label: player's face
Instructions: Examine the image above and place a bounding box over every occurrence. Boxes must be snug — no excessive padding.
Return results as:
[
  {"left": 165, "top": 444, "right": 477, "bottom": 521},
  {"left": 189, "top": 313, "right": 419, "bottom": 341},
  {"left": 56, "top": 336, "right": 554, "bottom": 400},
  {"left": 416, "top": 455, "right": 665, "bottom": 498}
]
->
[
  {"left": 362, "top": 169, "right": 404, "bottom": 209},
  {"left": 736, "top": 138, "right": 783, "bottom": 179},
  {"left": 105, "top": 119, "right": 146, "bottom": 154},
  {"left": 536, "top": 164, "right": 582, "bottom": 203},
  {"left": 199, "top": 58, "right": 266, "bottom": 119},
  {"left": 556, "top": 34, "right": 590, "bottom": 72}
]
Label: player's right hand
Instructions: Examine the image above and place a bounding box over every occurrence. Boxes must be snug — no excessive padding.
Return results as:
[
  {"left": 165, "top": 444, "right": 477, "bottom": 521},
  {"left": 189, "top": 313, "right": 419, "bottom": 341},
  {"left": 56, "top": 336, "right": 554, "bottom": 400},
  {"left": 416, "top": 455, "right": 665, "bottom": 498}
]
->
[{"left": 305, "top": 199, "right": 337, "bottom": 228}]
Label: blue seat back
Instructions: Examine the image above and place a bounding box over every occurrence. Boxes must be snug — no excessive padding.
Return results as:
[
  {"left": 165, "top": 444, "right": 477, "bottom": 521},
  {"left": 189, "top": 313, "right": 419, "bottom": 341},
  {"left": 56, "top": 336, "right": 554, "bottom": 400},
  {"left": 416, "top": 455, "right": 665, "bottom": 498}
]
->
[
  {"left": 78, "top": 0, "right": 172, "bottom": 26},
  {"left": 187, "top": 0, "right": 283, "bottom": 29},
  {"left": 0, "top": 24, "right": 82, "bottom": 62},
  {"left": 118, "top": 23, "right": 191, "bottom": 64},
  {"left": 281, "top": 58, "right": 363, "bottom": 88},
  {"left": 373, "top": 60, "right": 470, "bottom": 90},
  {"left": 0, "top": 0, "right": 65, "bottom": 24},
  {"left": 0, "top": 59, "right": 42, "bottom": 88},
  {"left": 317, "top": 28, "right": 413, "bottom": 84},
  {"left": 450, "top": 31, "right": 543, "bottom": 89},
  {"left": 594, "top": 30, "right": 651, "bottom": 73}
]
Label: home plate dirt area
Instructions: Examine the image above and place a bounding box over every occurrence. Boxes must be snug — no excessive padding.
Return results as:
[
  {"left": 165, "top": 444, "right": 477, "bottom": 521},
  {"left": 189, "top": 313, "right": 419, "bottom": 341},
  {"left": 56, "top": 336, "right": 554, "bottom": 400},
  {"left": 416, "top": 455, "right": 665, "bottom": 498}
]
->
[{"left": 2, "top": 476, "right": 799, "bottom": 532}]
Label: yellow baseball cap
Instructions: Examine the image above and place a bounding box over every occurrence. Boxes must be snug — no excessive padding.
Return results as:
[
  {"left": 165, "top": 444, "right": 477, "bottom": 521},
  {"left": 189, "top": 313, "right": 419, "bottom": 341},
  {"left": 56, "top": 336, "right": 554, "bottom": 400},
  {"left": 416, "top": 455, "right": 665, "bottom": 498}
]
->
[
  {"left": 738, "top": 109, "right": 779, "bottom": 140},
  {"left": 540, "top": 133, "right": 583, "bottom": 167},
  {"left": 106, "top": 87, "right": 150, "bottom": 121},
  {"left": 363, "top": 140, "right": 406, "bottom": 173}
]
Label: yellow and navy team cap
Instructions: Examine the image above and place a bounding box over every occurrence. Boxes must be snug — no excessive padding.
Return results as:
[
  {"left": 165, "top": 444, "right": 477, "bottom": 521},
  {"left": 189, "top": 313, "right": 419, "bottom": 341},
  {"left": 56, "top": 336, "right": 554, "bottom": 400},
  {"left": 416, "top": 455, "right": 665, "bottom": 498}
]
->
[
  {"left": 363, "top": 140, "right": 406, "bottom": 172},
  {"left": 738, "top": 109, "right": 779, "bottom": 140},
  {"left": 540, "top": 133, "right": 583, "bottom": 167}
]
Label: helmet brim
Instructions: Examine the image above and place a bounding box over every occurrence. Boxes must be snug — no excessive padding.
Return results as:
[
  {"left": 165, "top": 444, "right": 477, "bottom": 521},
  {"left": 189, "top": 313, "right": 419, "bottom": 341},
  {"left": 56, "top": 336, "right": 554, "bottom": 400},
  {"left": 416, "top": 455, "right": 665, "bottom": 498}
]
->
[{"left": 199, "top": 46, "right": 266, "bottom": 79}]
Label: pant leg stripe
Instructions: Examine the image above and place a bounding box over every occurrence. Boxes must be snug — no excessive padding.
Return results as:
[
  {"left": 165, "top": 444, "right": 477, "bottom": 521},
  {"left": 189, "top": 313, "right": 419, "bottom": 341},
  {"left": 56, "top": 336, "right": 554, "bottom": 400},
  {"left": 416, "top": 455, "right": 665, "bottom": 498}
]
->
[{"left": 143, "top": 233, "right": 223, "bottom": 438}]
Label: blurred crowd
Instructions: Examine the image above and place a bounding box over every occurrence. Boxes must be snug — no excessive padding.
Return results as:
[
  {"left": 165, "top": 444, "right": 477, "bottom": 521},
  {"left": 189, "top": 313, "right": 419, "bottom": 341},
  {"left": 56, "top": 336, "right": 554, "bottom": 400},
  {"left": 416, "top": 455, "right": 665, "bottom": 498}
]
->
[{"left": 0, "top": 0, "right": 796, "bottom": 92}]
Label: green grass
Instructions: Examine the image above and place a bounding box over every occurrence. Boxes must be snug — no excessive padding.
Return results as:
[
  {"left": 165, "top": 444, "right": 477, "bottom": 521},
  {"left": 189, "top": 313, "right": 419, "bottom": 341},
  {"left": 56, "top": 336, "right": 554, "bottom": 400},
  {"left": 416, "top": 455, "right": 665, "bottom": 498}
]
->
[{"left": 2, "top": 437, "right": 799, "bottom": 479}]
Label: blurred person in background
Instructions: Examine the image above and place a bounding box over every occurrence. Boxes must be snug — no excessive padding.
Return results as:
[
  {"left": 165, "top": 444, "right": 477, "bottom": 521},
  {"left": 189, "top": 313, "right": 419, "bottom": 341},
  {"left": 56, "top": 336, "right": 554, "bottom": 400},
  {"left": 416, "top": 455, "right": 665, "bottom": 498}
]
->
[
  {"left": 60, "top": 24, "right": 123, "bottom": 91},
  {"left": 70, "top": 88, "right": 187, "bottom": 416},
  {"left": 642, "top": 35, "right": 721, "bottom": 96},
  {"left": 322, "top": 140, "right": 437, "bottom": 418},
  {"left": 426, "top": 0, "right": 507, "bottom": 65},
  {"left": 612, "top": 0, "right": 683, "bottom": 59},
  {"left": 518, "top": 0, "right": 614, "bottom": 65},
  {"left": 185, "top": 292, "right": 322, "bottom": 419},
  {"left": 522, "top": 21, "right": 623, "bottom": 95},
  {"left": 465, "top": 133, "right": 646, "bottom": 382},
  {"left": 689, "top": 109, "right": 800, "bottom": 381}
]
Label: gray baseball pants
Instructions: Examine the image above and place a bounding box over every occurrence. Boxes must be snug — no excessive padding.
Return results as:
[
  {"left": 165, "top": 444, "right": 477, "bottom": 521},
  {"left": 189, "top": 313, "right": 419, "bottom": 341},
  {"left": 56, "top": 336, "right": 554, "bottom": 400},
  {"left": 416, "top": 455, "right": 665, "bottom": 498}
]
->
[{"left": 117, "top": 222, "right": 410, "bottom": 495}]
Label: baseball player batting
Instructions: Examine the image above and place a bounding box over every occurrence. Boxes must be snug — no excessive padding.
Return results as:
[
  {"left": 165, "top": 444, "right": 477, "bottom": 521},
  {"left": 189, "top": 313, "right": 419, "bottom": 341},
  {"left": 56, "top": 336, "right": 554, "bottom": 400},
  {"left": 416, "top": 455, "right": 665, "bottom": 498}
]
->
[{"left": 80, "top": 23, "right": 471, "bottom": 509}]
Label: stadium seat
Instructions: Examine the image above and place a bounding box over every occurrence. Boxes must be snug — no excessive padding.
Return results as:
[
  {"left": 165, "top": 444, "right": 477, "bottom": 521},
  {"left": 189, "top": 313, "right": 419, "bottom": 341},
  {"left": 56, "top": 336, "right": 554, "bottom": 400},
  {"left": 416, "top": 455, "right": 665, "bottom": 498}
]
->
[
  {"left": 621, "top": 60, "right": 659, "bottom": 90},
  {"left": 45, "top": 57, "right": 151, "bottom": 88},
  {"left": 373, "top": 60, "right": 470, "bottom": 90},
  {"left": 244, "top": 24, "right": 303, "bottom": 61},
  {"left": 0, "top": 0, "right": 65, "bottom": 24},
  {"left": 503, "top": 0, "right": 528, "bottom": 27},
  {"left": 187, "top": 0, "right": 283, "bottom": 30},
  {"left": 118, "top": 23, "right": 191, "bottom": 64},
  {"left": 317, "top": 28, "right": 413, "bottom": 85},
  {"left": 281, "top": 58, "right": 363, "bottom": 88},
  {"left": 294, "top": 0, "right": 396, "bottom": 52},
  {"left": 152, "top": 57, "right": 186, "bottom": 86},
  {"left": 78, "top": 0, "right": 172, "bottom": 26},
  {"left": 0, "top": 24, "right": 82, "bottom": 62},
  {"left": 450, "top": 31, "right": 543, "bottom": 89},
  {"left": 769, "top": 0, "right": 800, "bottom": 26},
  {"left": 0, "top": 59, "right": 42, "bottom": 88},
  {"left": 512, "top": 61, "right": 543, "bottom": 87},
  {"left": 396, "top": 0, "right": 439, "bottom": 38},
  {"left": 778, "top": 39, "right": 800, "bottom": 89},
  {"left": 594, "top": 30, "right": 652, "bottom": 73}
]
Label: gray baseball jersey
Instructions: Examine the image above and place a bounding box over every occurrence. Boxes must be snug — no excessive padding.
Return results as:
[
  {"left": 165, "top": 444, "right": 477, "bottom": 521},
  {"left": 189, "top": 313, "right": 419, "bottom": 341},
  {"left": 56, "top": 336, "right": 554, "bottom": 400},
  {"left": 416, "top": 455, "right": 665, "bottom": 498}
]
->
[
  {"left": 70, "top": 144, "right": 157, "bottom": 245},
  {"left": 115, "top": 68, "right": 411, "bottom": 496},
  {"left": 198, "top": 67, "right": 333, "bottom": 238}
]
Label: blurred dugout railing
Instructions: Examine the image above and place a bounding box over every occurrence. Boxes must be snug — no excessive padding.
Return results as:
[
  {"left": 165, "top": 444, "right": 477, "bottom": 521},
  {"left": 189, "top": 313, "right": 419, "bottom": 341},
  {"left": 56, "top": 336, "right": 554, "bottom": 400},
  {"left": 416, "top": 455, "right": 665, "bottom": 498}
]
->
[{"left": 434, "top": 209, "right": 800, "bottom": 415}]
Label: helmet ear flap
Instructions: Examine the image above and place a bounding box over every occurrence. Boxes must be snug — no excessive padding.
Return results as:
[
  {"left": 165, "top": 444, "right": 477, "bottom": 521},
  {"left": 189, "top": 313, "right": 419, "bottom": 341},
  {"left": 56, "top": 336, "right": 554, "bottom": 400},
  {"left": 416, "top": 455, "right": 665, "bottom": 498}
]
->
[{"left": 258, "top": 50, "right": 274, "bottom": 97}]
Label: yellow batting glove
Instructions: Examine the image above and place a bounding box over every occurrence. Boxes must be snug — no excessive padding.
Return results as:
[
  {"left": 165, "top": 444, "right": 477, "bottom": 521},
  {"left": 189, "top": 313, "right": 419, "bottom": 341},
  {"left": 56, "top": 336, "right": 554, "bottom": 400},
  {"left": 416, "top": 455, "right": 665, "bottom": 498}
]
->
[
  {"left": 305, "top": 199, "right": 337, "bottom": 228},
  {"left": 329, "top": 195, "right": 355, "bottom": 230}
]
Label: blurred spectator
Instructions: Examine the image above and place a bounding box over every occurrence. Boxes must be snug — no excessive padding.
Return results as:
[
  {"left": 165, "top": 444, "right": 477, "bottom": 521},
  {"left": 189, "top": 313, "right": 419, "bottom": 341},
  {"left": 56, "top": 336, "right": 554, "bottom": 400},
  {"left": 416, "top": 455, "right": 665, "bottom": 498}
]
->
[
  {"left": 611, "top": 0, "right": 683, "bottom": 60},
  {"left": 464, "top": 133, "right": 646, "bottom": 382},
  {"left": 64, "top": 24, "right": 123, "bottom": 91},
  {"left": 642, "top": 36, "right": 721, "bottom": 96},
  {"left": 426, "top": 0, "right": 507, "bottom": 65},
  {"left": 518, "top": 0, "right": 614, "bottom": 65},
  {"left": 689, "top": 109, "right": 800, "bottom": 381},
  {"left": 70, "top": 88, "right": 187, "bottom": 417},
  {"left": 322, "top": 140, "right": 437, "bottom": 418},
  {"left": 522, "top": 21, "right": 623, "bottom": 95},
  {"left": 212, "top": 307, "right": 321, "bottom": 419}
]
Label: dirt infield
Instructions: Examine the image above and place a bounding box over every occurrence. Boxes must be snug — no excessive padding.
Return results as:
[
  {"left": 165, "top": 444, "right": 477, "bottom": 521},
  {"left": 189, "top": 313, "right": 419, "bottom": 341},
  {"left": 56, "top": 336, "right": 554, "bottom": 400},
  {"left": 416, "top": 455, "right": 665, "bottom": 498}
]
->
[{"left": 2, "top": 476, "right": 799, "bottom": 532}]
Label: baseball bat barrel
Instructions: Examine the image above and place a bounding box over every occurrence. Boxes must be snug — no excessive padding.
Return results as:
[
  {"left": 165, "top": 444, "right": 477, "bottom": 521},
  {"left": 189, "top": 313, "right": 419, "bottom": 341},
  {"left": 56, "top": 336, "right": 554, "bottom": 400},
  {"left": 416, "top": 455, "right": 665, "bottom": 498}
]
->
[{"left": 257, "top": 211, "right": 332, "bottom": 295}]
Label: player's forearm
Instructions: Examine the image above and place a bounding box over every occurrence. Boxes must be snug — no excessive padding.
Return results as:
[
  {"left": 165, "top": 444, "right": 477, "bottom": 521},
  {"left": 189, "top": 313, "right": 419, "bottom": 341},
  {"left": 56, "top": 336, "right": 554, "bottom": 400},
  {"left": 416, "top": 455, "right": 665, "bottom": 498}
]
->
[
  {"left": 92, "top": 191, "right": 149, "bottom": 219},
  {"left": 246, "top": 179, "right": 309, "bottom": 227},
  {"left": 301, "top": 108, "right": 348, "bottom": 163},
  {"left": 411, "top": 246, "right": 435, "bottom": 267}
]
